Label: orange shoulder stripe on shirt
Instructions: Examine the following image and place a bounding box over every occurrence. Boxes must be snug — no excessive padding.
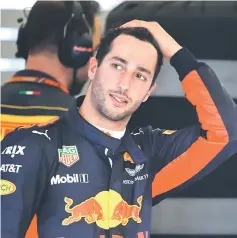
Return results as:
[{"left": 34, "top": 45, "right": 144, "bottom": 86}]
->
[{"left": 152, "top": 70, "right": 229, "bottom": 198}]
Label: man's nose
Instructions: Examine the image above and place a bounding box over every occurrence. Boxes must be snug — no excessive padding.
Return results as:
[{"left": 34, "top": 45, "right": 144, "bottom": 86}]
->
[{"left": 117, "top": 72, "right": 132, "bottom": 91}]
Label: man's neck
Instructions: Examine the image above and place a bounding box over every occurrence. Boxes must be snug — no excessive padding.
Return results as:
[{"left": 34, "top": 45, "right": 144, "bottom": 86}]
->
[
  {"left": 25, "top": 52, "right": 73, "bottom": 88},
  {"left": 95, "top": 125, "right": 126, "bottom": 139},
  {"left": 79, "top": 88, "right": 129, "bottom": 132}
]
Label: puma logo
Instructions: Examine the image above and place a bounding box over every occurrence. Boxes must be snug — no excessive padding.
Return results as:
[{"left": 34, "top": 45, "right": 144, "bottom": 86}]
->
[{"left": 32, "top": 130, "right": 51, "bottom": 140}]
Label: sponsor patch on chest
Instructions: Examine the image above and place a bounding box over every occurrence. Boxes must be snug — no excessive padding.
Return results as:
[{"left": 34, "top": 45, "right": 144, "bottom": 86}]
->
[{"left": 58, "top": 145, "right": 80, "bottom": 167}]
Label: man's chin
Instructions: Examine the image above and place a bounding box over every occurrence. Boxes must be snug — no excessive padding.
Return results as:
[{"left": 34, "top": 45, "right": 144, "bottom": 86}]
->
[{"left": 102, "top": 110, "right": 131, "bottom": 122}]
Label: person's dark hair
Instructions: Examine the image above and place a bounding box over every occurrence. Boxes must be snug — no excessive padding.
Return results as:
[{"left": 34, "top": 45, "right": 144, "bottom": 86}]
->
[
  {"left": 95, "top": 27, "right": 163, "bottom": 84},
  {"left": 16, "top": 1, "right": 100, "bottom": 56}
]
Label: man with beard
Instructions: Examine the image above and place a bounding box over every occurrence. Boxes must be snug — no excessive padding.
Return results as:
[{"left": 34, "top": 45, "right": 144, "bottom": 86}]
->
[{"left": 1, "top": 20, "right": 237, "bottom": 238}]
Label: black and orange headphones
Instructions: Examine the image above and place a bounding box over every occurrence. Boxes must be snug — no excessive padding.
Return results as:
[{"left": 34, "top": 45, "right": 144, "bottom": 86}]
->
[{"left": 16, "top": 1, "right": 93, "bottom": 69}]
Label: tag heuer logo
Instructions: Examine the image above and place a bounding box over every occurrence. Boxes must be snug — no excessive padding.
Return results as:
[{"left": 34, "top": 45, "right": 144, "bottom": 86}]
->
[{"left": 58, "top": 146, "right": 79, "bottom": 167}]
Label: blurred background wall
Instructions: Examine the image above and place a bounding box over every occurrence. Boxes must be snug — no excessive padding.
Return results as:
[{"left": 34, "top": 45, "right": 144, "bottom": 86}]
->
[{"left": 1, "top": 1, "right": 237, "bottom": 237}]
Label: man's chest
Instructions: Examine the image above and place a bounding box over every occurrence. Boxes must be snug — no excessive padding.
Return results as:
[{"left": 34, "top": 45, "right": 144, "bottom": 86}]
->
[{"left": 40, "top": 140, "right": 152, "bottom": 230}]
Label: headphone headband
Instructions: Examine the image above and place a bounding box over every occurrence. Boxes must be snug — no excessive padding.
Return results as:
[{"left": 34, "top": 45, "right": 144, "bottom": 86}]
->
[
  {"left": 16, "top": 1, "right": 93, "bottom": 69},
  {"left": 65, "top": 1, "right": 92, "bottom": 35},
  {"left": 58, "top": 1, "right": 93, "bottom": 69}
]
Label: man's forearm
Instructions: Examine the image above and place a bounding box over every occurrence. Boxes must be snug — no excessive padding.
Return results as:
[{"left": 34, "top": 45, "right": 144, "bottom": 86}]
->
[{"left": 170, "top": 47, "right": 237, "bottom": 142}]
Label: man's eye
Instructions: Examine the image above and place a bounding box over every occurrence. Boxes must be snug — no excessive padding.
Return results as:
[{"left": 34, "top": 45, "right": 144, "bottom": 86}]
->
[
  {"left": 112, "top": 63, "right": 123, "bottom": 70},
  {"left": 136, "top": 73, "right": 146, "bottom": 81}
]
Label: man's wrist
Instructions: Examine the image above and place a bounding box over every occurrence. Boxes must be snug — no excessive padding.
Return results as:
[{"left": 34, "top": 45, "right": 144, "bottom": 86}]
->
[
  {"left": 167, "top": 45, "right": 183, "bottom": 59},
  {"left": 170, "top": 48, "right": 200, "bottom": 81}
]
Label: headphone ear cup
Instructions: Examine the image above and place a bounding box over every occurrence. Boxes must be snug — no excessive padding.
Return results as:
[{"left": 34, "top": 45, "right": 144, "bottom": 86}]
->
[
  {"left": 58, "top": 1, "right": 93, "bottom": 69},
  {"left": 71, "top": 32, "right": 93, "bottom": 68},
  {"left": 58, "top": 22, "right": 93, "bottom": 69}
]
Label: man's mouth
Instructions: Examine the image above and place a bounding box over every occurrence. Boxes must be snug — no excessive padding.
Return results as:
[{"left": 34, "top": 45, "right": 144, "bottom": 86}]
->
[{"left": 109, "top": 93, "right": 129, "bottom": 107}]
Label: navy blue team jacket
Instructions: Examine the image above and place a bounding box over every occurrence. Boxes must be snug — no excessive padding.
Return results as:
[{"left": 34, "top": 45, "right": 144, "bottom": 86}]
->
[{"left": 1, "top": 48, "right": 237, "bottom": 238}]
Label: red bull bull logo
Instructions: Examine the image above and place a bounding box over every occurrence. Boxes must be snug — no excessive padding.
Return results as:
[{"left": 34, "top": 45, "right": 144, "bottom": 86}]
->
[
  {"left": 62, "top": 190, "right": 143, "bottom": 229},
  {"left": 111, "top": 196, "right": 142, "bottom": 226},
  {"left": 62, "top": 197, "right": 104, "bottom": 225}
]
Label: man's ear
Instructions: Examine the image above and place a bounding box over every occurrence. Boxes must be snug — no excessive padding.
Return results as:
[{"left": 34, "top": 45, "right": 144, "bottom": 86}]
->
[
  {"left": 88, "top": 57, "right": 98, "bottom": 81},
  {"left": 143, "top": 83, "right": 156, "bottom": 102}
]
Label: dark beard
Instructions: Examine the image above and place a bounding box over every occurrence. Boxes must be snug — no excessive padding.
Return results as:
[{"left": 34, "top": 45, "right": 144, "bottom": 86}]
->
[{"left": 91, "top": 76, "right": 140, "bottom": 122}]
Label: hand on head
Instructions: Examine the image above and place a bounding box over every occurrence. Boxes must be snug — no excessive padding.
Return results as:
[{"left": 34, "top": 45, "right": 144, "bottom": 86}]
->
[{"left": 120, "top": 20, "right": 182, "bottom": 59}]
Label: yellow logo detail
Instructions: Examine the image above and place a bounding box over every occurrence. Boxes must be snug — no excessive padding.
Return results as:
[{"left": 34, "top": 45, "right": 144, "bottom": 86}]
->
[
  {"left": 62, "top": 190, "right": 143, "bottom": 229},
  {"left": 0, "top": 179, "right": 16, "bottom": 195},
  {"left": 162, "top": 130, "right": 177, "bottom": 135}
]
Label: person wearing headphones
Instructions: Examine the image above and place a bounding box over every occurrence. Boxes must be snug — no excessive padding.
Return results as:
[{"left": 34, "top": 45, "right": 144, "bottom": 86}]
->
[{"left": 1, "top": 1, "right": 102, "bottom": 141}]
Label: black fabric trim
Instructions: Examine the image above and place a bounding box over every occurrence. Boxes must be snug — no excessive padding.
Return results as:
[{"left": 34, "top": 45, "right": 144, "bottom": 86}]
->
[{"left": 170, "top": 48, "right": 200, "bottom": 81}]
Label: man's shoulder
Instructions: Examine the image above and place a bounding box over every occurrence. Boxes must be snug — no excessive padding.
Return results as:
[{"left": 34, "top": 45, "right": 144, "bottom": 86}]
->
[
  {"left": 1, "top": 115, "right": 67, "bottom": 147},
  {"left": 129, "top": 126, "right": 179, "bottom": 155},
  {"left": 131, "top": 125, "right": 177, "bottom": 138},
  {"left": 1, "top": 119, "right": 66, "bottom": 162}
]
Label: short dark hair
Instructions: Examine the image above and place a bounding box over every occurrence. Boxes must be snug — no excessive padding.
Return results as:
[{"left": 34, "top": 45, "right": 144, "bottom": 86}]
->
[
  {"left": 16, "top": 1, "right": 100, "bottom": 56},
  {"left": 95, "top": 27, "right": 163, "bottom": 84}
]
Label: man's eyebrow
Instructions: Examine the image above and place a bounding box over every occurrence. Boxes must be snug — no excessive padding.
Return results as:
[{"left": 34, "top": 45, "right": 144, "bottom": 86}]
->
[
  {"left": 111, "top": 56, "right": 127, "bottom": 64},
  {"left": 111, "top": 56, "right": 152, "bottom": 75},
  {"left": 137, "top": 66, "right": 152, "bottom": 75}
]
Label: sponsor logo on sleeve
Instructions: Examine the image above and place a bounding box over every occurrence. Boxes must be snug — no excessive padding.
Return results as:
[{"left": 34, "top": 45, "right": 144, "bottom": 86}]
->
[
  {"left": 0, "top": 179, "right": 16, "bottom": 195},
  {"left": 1, "top": 145, "right": 26, "bottom": 158},
  {"left": 0, "top": 164, "right": 22, "bottom": 173}
]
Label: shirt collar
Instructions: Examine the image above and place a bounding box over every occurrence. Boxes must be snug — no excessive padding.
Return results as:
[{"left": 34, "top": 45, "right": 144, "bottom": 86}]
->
[
  {"left": 14, "top": 70, "right": 56, "bottom": 81},
  {"left": 66, "top": 97, "right": 147, "bottom": 164},
  {"left": 65, "top": 101, "right": 122, "bottom": 153},
  {"left": 95, "top": 126, "right": 126, "bottom": 139}
]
